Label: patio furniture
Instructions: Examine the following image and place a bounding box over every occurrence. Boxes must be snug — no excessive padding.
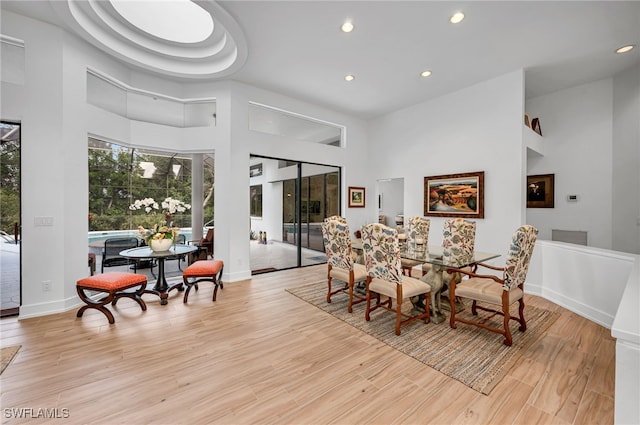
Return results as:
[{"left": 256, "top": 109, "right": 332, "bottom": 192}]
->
[{"left": 101, "top": 237, "right": 139, "bottom": 273}]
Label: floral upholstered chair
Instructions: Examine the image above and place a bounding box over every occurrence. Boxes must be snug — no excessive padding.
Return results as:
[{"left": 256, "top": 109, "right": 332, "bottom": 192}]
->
[
  {"left": 361, "top": 223, "right": 431, "bottom": 335},
  {"left": 422, "top": 217, "right": 476, "bottom": 278},
  {"left": 400, "top": 216, "right": 430, "bottom": 276},
  {"left": 321, "top": 216, "right": 368, "bottom": 312},
  {"left": 447, "top": 225, "right": 538, "bottom": 346}
]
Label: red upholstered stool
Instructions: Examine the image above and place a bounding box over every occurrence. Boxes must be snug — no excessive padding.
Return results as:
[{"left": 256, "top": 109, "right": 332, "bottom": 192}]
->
[
  {"left": 76, "top": 272, "right": 147, "bottom": 324},
  {"left": 182, "top": 260, "right": 224, "bottom": 303}
]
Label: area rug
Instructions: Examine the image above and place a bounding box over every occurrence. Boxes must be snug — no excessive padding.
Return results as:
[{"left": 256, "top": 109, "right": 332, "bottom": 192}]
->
[
  {"left": 286, "top": 281, "right": 558, "bottom": 395},
  {"left": 0, "top": 345, "right": 21, "bottom": 375}
]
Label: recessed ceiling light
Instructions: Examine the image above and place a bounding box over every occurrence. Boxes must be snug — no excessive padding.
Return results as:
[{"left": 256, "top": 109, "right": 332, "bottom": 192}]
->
[
  {"left": 341, "top": 21, "right": 354, "bottom": 33},
  {"left": 450, "top": 12, "right": 465, "bottom": 24},
  {"left": 420, "top": 70, "right": 432, "bottom": 78},
  {"left": 345, "top": 75, "right": 355, "bottom": 82},
  {"left": 616, "top": 44, "right": 635, "bottom": 54}
]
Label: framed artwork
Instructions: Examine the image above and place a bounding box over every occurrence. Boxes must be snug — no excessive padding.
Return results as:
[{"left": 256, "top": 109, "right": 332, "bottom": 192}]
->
[
  {"left": 527, "top": 174, "right": 554, "bottom": 208},
  {"left": 348, "top": 186, "right": 365, "bottom": 208},
  {"left": 424, "top": 171, "right": 484, "bottom": 218},
  {"left": 249, "top": 163, "right": 263, "bottom": 177},
  {"left": 531, "top": 118, "right": 542, "bottom": 136}
]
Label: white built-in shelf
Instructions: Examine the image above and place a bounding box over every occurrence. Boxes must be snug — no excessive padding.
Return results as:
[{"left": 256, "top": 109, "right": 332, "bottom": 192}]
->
[{"left": 524, "top": 125, "right": 545, "bottom": 156}]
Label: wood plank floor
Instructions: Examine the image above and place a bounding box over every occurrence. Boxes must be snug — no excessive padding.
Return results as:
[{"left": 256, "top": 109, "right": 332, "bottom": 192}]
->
[{"left": 0, "top": 265, "right": 614, "bottom": 424}]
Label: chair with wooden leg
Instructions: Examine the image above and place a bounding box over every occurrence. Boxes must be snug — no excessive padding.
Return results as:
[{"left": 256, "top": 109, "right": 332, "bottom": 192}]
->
[
  {"left": 401, "top": 216, "right": 430, "bottom": 276},
  {"left": 182, "top": 259, "right": 224, "bottom": 303},
  {"left": 448, "top": 225, "right": 538, "bottom": 346},
  {"left": 321, "top": 216, "right": 368, "bottom": 313},
  {"left": 361, "top": 223, "right": 431, "bottom": 335}
]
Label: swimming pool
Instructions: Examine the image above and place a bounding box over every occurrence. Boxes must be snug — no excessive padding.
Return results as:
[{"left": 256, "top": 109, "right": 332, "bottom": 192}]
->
[{"left": 88, "top": 228, "right": 198, "bottom": 244}]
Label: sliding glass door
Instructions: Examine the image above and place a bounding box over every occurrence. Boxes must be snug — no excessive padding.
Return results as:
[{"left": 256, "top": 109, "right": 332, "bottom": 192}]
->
[{"left": 250, "top": 155, "right": 340, "bottom": 273}]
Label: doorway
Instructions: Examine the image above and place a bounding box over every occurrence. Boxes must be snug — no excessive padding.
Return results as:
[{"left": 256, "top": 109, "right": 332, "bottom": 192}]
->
[
  {"left": 250, "top": 155, "right": 340, "bottom": 273},
  {"left": 377, "top": 177, "right": 404, "bottom": 229},
  {"left": 1, "top": 122, "right": 21, "bottom": 317}
]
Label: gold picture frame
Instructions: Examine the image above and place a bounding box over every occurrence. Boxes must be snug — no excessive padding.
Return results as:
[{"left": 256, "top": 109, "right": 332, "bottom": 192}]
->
[
  {"left": 348, "top": 186, "right": 365, "bottom": 208},
  {"left": 424, "top": 171, "right": 484, "bottom": 218}
]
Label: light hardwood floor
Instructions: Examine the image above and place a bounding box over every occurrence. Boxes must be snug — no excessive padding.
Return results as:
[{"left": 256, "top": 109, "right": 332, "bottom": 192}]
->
[{"left": 0, "top": 265, "right": 614, "bottom": 424}]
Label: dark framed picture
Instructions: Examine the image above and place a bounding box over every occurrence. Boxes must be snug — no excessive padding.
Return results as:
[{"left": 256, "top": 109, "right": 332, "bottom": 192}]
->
[
  {"left": 531, "top": 118, "right": 542, "bottom": 136},
  {"left": 250, "top": 163, "right": 263, "bottom": 177},
  {"left": 527, "top": 174, "right": 554, "bottom": 208},
  {"left": 348, "top": 186, "right": 365, "bottom": 208},
  {"left": 424, "top": 171, "right": 484, "bottom": 218}
]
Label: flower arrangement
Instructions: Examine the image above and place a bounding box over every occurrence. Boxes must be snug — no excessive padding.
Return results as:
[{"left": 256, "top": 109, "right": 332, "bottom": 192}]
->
[{"left": 129, "top": 197, "right": 191, "bottom": 245}]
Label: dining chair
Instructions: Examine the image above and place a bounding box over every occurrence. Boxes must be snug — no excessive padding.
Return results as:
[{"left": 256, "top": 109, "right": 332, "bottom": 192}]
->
[
  {"left": 422, "top": 217, "right": 476, "bottom": 277},
  {"left": 447, "top": 225, "right": 538, "bottom": 346},
  {"left": 361, "top": 223, "right": 431, "bottom": 335},
  {"left": 401, "top": 216, "right": 430, "bottom": 276},
  {"left": 425, "top": 218, "right": 477, "bottom": 313},
  {"left": 321, "top": 216, "right": 368, "bottom": 312}
]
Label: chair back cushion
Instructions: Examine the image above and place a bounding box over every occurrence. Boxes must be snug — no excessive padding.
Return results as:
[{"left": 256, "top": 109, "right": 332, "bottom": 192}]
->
[
  {"left": 405, "top": 216, "right": 430, "bottom": 245},
  {"left": 442, "top": 218, "right": 476, "bottom": 266},
  {"left": 321, "top": 216, "right": 353, "bottom": 271},
  {"left": 361, "top": 223, "right": 402, "bottom": 284},
  {"left": 503, "top": 225, "right": 538, "bottom": 290}
]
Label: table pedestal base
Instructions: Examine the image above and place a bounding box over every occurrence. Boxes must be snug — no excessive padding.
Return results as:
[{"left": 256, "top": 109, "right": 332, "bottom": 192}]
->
[
  {"left": 412, "top": 265, "right": 465, "bottom": 324},
  {"left": 141, "top": 258, "right": 184, "bottom": 305}
]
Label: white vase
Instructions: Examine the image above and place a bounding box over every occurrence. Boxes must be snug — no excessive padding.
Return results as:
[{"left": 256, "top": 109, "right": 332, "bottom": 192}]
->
[{"left": 150, "top": 238, "right": 173, "bottom": 252}]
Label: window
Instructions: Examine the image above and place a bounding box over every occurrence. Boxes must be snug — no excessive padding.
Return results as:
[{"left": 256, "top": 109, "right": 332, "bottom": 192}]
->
[
  {"left": 250, "top": 185, "right": 263, "bottom": 218},
  {"left": 88, "top": 138, "right": 214, "bottom": 231}
]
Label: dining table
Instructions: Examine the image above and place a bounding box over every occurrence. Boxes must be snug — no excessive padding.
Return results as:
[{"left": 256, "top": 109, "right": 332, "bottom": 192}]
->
[
  {"left": 352, "top": 239, "right": 500, "bottom": 324},
  {"left": 119, "top": 244, "right": 197, "bottom": 305}
]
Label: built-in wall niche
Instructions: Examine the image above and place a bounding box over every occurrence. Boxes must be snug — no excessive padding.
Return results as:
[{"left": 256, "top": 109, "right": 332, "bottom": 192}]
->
[
  {"left": 86, "top": 69, "right": 216, "bottom": 128},
  {"left": 248, "top": 102, "right": 343, "bottom": 146},
  {"left": 0, "top": 35, "right": 25, "bottom": 85}
]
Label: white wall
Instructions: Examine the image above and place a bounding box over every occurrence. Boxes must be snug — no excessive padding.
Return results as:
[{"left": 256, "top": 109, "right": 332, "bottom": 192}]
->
[
  {"left": 0, "top": 10, "right": 370, "bottom": 313},
  {"left": 526, "top": 79, "right": 615, "bottom": 249},
  {"left": 368, "top": 70, "right": 526, "bottom": 256},
  {"left": 612, "top": 64, "right": 640, "bottom": 255}
]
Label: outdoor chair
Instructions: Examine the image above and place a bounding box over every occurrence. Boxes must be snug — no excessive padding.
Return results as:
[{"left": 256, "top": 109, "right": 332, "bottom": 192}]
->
[
  {"left": 321, "top": 215, "right": 368, "bottom": 313},
  {"left": 361, "top": 223, "right": 431, "bottom": 335},
  {"left": 198, "top": 228, "right": 214, "bottom": 257},
  {"left": 101, "top": 237, "right": 139, "bottom": 273},
  {"left": 448, "top": 225, "right": 538, "bottom": 346}
]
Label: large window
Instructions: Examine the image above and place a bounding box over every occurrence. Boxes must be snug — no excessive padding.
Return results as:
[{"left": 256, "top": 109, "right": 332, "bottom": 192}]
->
[{"left": 88, "top": 138, "right": 214, "bottom": 232}]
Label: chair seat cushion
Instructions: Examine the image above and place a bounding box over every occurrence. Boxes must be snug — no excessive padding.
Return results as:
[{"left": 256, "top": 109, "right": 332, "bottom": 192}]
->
[
  {"left": 456, "top": 277, "right": 523, "bottom": 305},
  {"left": 370, "top": 275, "right": 431, "bottom": 299},
  {"left": 77, "top": 272, "right": 146, "bottom": 291},
  {"left": 330, "top": 263, "right": 367, "bottom": 283},
  {"left": 183, "top": 259, "right": 224, "bottom": 277}
]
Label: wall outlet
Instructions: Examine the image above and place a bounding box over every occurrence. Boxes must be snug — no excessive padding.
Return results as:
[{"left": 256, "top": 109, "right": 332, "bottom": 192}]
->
[{"left": 42, "top": 280, "right": 51, "bottom": 292}]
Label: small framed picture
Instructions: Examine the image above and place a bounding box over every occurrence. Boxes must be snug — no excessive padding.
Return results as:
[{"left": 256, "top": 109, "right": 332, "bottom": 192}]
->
[
  {"left": 527, "top": 174, "right": 554, "bottom": 208},
  {"left": 524, "top": 113, "right": 531, "bottom": 128},
  {"left": 348, "top": 186, "right": 365, "bottom": 208}
]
